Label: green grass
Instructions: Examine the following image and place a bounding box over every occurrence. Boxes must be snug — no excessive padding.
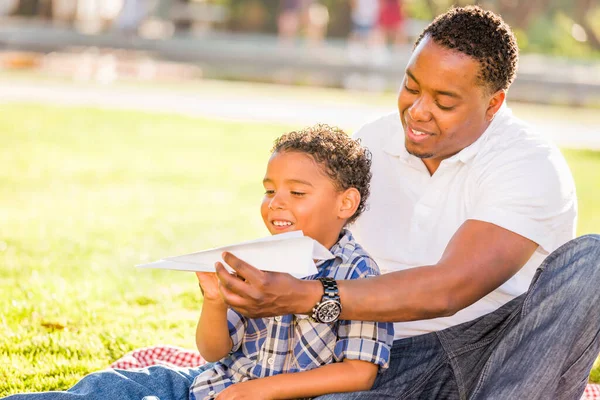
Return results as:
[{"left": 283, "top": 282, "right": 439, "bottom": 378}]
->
[{"left": 0, "top": 103, "right": 598, "bottom": 395}]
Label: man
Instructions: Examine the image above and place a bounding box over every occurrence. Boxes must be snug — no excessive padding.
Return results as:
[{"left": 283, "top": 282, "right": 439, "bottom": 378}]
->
[{"left": 215, "top": 6, "right": 600, "bottom": 399}]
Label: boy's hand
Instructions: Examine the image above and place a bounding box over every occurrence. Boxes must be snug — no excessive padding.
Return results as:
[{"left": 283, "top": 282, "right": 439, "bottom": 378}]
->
[
  {"left": 196, "top": 270, "right": 224, "bottom": 303},
  {"left": 216, "top": 380, "right": 275, "bottom": 400}
]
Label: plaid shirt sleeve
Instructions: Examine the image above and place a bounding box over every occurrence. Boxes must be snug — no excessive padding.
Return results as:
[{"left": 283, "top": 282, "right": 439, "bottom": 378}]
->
[
  {"left": 227, "top": 309, "right": 247, "bottom": 353},
  {"left": 332, "top": 258, "right": 394, "bottom": 371}
]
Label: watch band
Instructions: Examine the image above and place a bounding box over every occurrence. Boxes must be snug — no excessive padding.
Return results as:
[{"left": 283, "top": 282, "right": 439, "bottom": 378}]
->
[
  {"left": 319, "top": 277, "right": 340, "bottom": 301},
  {"left": 311, "top": 277, "right": 342, "bottom": 323}
]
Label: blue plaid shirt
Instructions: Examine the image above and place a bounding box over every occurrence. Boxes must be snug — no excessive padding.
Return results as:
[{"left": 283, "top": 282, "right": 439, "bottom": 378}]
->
[{"left": 189, "top": 230, "right": 394, "bottom": 400}]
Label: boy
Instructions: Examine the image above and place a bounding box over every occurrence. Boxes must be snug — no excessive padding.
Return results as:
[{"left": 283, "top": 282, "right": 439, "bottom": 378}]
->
[{"left": 192, "top": 124, "right": 393, "bottom": 400}]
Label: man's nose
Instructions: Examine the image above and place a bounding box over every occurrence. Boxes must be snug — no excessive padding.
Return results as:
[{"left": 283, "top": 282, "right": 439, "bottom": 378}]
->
[{"left": 408, "top": 96, "right": 433, "bottom": 122}]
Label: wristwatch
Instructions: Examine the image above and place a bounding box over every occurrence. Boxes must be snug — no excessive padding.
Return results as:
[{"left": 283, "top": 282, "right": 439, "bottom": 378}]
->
[{"left": 312, "top": 277, "right": 342, "bottom": 323}]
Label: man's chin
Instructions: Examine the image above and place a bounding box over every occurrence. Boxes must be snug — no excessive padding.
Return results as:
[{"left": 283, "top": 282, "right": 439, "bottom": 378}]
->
[{"left": 406, "top": 144, "right": 434, "bottom": 159}]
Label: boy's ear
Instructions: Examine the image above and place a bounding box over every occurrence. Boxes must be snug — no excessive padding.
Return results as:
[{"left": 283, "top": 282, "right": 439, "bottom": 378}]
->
[{"left": 338, "top": 188, "right": 361, "bottom": 220}]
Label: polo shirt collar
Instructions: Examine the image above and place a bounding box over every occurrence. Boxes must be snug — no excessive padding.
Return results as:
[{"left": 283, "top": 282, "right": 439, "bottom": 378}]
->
[
  {"left": 453, "top": 103, "right": 509, "bottom": 164},
  {"left": 382, "top": 126, "right": 411, "bottom": 160}
]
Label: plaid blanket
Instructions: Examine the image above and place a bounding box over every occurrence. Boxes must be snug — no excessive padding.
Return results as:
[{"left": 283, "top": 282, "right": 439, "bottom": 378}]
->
[{"left": 110, "top": 345, "right": 600, "bottom": 399}]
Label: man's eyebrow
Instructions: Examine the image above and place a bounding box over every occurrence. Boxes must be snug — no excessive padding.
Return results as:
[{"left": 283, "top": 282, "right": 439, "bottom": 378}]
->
[
  {"left": 406, "top": 69, "right": 419, "bottom": 84},
  {"left": 435, "top": 89, "right": 462, "bottom": 99},
  {"left": 406, "top": 69, "right": 462, "bottom": 99}
]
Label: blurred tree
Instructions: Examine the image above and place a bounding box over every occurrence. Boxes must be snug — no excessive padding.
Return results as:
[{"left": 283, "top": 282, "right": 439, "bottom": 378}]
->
[
  {"left": 212, "top": 0, "right": 600, "bottom": 56},
  {"left": 13, "top": 0, "right": 51, "bottom": 17},
  {"left": 568, "top": 0, "right": 600, "bottom": 50},
  {"left": 407, "top": 0, "right": 600, "bottom": 55},
  {"left": 225, "top": 0, "right": 276, "bottom": 32}
]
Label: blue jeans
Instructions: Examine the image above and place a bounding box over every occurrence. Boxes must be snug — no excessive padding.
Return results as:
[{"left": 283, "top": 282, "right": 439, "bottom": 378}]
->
[
  {"left": 3, "top": 364, "right": 212, "bottom": 400},
  {"left": 4, "top": 235, "right": 600, "bottom": 400}
]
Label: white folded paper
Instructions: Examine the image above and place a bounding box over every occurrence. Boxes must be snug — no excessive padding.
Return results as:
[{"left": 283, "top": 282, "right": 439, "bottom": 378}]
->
[{"left": 137, "top": 231, "right": 335, "bottom": 278}]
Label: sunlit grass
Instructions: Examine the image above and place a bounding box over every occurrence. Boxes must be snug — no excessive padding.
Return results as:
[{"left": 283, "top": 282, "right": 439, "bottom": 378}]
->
[{"left": 0, "top": 103, "right": 598, "bottom": 395}]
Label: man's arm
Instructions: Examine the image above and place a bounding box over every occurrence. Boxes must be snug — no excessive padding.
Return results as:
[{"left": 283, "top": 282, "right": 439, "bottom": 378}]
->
[
  {"left": 215, "top": 219, "right": 537, "bottom": 321},
  {"left": 216, "top": 359, "right": 378, "bottom": 400}
]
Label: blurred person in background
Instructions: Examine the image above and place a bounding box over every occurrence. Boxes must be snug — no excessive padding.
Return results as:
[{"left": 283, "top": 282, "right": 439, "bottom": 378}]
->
[
  {"left": 377, "top": 0, "right": 406, "bottom": 48},
  {"left": 0, "top": 0, "right": 19, "bottom": 16},
  {"left": 114, "top": 0, "right": 150, "bottom": 35},
  {"left": 347, "top": 0, "right": 383, "bottom": 64},
  {"left": 277, "top": 0, "right": 328, "bottom": 47}
]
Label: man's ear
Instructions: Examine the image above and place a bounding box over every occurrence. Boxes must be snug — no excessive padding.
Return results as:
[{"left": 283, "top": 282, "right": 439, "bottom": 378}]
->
[
  {"left": 486, "top": 89, "right": 506, "bottom": 122},
  {"left": 338, "top": 188, "right": 361, "bottom": 220}
]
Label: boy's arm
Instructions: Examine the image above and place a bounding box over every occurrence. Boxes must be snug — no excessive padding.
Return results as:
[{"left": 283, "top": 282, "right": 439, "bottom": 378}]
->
[
  {"left": 217, "top": 359, "right": 378, "bottom": 399},
  {"left": 196, "top": 298, "right": 232, "bottom": 362},
  {"left": 195, "top": 272, "right": 234, "bottom": 362}
]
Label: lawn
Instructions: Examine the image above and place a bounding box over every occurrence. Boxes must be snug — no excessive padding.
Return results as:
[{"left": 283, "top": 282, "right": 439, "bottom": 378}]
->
[{"left": 0, "top": 103, "right": 598, "bottom": 395}]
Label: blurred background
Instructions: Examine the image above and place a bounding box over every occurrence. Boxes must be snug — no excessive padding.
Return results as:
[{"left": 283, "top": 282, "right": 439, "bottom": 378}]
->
[
  {"left": 1, "top": 0, "right": 600, "bottom": 103},
  {"left": 1, "top": 0, "right": 599, "bottom": 395}
]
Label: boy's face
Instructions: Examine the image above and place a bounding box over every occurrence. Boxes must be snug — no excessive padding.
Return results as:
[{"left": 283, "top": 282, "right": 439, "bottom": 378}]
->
[{"left": 261, "top": 151, "right": 346, "bottom": 250}]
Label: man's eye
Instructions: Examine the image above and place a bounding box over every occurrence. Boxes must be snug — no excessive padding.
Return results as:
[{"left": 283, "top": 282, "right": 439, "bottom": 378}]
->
[
  {"left": 291, "top": 191, "right": 305, "bottom": 196},
  {"left": 437, "top": 103, "right": 455, "bottom": 111},
  {"left": 404, "top": 85, "right": 419, "bottom": 94}
]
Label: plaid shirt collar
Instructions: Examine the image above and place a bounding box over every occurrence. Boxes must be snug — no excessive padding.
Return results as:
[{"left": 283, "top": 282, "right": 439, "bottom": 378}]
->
[{"left": 316, "top": 229, "right": 355, "bottom": 267}]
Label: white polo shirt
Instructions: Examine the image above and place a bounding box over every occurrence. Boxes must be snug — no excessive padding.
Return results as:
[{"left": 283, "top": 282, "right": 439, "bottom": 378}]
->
[{"left": 352, "top": 104, "right": 577, "bottom": 339}]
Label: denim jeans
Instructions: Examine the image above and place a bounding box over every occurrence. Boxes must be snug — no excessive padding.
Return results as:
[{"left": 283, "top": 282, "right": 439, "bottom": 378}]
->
[
  {"left": 4, "top": 235, "right": 600, "bottom": 400},
  {"left": 2, "top": 364, "right": 213, "bottom": 400}
]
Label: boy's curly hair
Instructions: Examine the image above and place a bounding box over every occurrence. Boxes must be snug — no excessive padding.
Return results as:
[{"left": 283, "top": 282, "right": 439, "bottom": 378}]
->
[
  {"left": 415, "top": 6, "right": 519, "bottom": 93},
  {"left": 271, "top": 124, "right": 372, "bottom": 225}
]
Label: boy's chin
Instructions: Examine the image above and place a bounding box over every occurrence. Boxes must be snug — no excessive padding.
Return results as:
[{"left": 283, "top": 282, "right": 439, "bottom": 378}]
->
[{"left": 268, "top": 226, "right": 298, "bottom": 235}]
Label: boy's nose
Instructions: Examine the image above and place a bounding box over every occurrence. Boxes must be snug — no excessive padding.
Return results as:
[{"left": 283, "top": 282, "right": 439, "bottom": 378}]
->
[{"left": 268, "top": 196, "right": 285, "bottom": 210}]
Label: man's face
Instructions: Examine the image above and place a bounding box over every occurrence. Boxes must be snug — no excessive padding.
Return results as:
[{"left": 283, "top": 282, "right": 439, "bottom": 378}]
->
[
  {"left": 261, "top": 151, "right": 344, "bottom": 250},
  {"left": 397, "top": 36, "right": 494, "bottom": 174}
]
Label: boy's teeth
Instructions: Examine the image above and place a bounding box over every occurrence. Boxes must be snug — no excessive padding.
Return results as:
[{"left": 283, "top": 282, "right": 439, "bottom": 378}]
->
[
  {"left": 273, "top": 221, "right": 292, "bottom": 226},
  {"left": 413, "top": 129, "right": 426, "bottom": 136}
]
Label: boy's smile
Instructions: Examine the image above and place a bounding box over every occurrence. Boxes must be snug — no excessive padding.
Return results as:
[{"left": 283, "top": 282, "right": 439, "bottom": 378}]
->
[{"left": 261, "top": 151, "right": 348, "bottom": 250}]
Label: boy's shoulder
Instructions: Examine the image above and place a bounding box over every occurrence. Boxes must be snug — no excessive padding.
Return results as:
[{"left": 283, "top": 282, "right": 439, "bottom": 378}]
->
[{"left": 326, "top": 230, "right": 380, "bottom": 280}]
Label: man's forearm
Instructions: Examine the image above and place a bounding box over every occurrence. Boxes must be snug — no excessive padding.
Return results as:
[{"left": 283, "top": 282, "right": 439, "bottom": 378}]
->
[
  {"left": 338, "top": 265, "right": 454, "bottom": 322},
  {"left": 293, "top": 264, "right": 454, "bottom": 322}
]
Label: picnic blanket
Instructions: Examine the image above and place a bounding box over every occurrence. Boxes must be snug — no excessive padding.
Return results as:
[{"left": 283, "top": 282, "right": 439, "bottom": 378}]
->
[{"left": 111, "top": 345, "right": 600, "bottom": 399}]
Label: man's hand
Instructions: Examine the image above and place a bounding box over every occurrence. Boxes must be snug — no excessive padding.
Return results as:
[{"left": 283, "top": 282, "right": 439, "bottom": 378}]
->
[
  {"left": 216, "top": 380, "right": 275, "bottom": 400},
  {"left": 214, "top": 252, "right": 321, "bottom": 318}
]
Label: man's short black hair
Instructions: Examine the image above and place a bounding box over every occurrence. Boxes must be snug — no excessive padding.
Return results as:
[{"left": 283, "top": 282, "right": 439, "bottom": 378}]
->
[
  {"left": 271, "top": 124, "right": 372, "bottom": 225},
  {"left": 415, "top": 5, "right": 519, "bottom": 93}
]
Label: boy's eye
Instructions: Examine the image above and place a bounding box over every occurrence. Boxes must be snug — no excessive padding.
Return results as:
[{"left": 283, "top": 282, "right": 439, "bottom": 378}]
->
[
  {"left": 291, "top": 191, "right": 305, "bottom": 197},
  {"left": 264, "top": 190, "right": 275, "bottom": 196}
]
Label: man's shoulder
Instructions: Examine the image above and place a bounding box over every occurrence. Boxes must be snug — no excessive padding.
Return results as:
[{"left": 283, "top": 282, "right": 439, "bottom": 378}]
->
[
  {"left": 352, "top": 112, "right": 401, "bottom": 148},
  {"left": 474, "top": 107, "right": 567, "bottom": 170}
]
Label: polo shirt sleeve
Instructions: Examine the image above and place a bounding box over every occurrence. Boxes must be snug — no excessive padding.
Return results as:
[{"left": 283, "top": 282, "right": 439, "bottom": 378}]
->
[
  {"left": 227, "top": 309, "right": 246, "bottom": 353},
  {"left": 468, "top": 143, "right": 576, "bottom": 254},
  {"left": 332, "top": 259, "right": 394, "bottom": 371}
]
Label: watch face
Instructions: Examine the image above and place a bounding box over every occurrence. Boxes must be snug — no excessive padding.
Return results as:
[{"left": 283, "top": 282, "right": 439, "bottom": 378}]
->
[{"left": 316, "top": 300, "right": 341, "bottom": 323}]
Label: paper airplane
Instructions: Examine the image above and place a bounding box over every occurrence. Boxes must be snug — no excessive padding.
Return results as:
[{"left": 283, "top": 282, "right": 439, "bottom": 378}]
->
[{"left": 137, "top": 231, "right": 334, "bottom": 278}]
